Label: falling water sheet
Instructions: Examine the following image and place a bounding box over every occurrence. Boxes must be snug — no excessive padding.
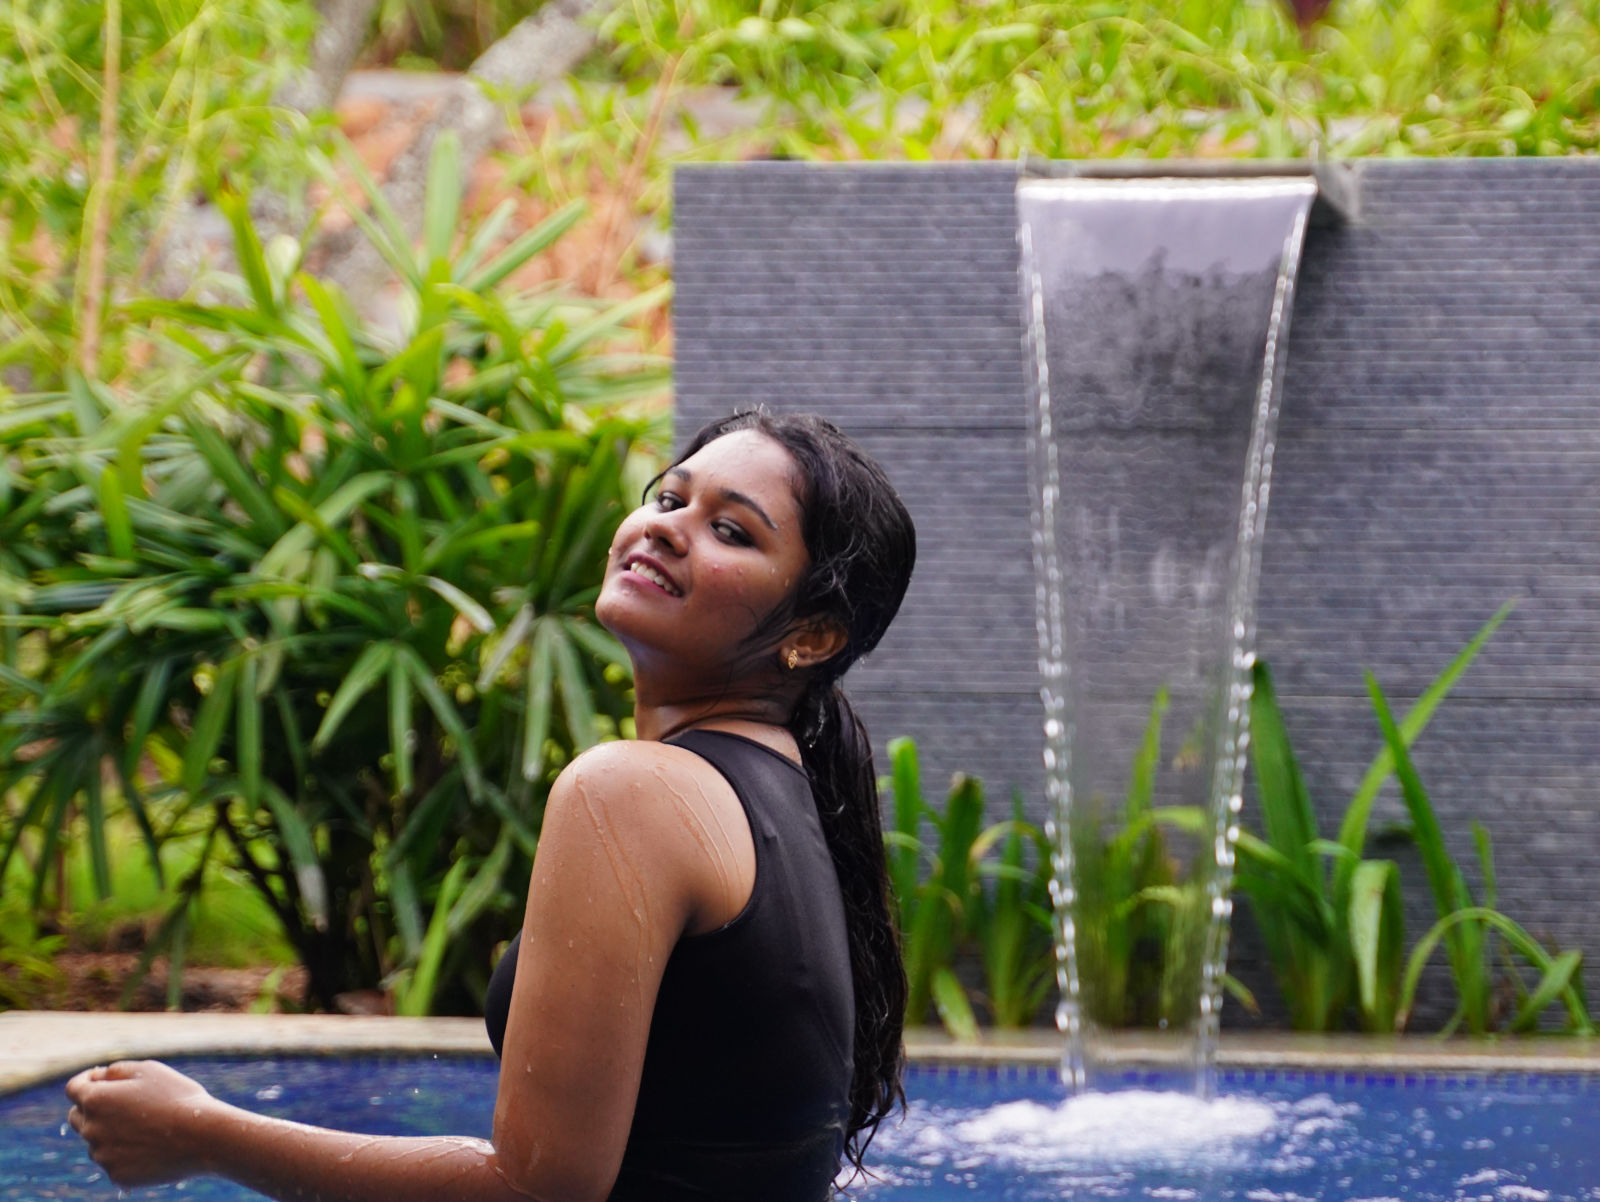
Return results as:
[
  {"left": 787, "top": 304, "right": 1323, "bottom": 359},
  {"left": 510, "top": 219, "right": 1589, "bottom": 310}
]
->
[{"left": 1017, "top": 176, "right": 1318, "bottom": 1090}]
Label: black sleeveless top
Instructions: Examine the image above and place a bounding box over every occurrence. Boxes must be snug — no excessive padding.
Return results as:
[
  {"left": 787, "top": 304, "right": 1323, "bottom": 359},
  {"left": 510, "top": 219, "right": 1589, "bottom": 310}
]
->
[{"left": 483, "top": 730, "right": 855, "bottom": 1201}]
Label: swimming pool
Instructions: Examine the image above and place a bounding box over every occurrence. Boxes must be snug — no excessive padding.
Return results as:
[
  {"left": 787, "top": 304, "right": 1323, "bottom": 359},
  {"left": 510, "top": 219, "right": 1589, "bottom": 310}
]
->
[{"left": 4, "top": 1056, "right": 1596, "bottom": 1200}]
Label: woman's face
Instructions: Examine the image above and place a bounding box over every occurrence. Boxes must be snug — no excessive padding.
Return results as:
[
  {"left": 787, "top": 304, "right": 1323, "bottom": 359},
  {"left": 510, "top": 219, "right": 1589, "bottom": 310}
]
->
[{"left": 597, "top": 429, "right": 811, "bottom": 677}]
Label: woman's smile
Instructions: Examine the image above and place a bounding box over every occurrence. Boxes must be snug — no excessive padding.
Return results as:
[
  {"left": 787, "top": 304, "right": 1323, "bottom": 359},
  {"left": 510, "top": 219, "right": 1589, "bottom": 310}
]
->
[
  {"left": 618, "top": 553, "right": 683, "bottom": 597},
  {"left": 597, "top": 429, "right": 810, "bottom": 665}
]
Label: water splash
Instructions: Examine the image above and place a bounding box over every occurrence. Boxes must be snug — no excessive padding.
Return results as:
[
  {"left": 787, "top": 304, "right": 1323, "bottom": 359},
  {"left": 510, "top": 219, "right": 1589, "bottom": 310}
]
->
[
  {"left": 953, "top": 1090, "right": 1278, "bottom": 1163},
  {"left": 855, "top": 1083, "right": 1371, "bottom": 1197},
  {"left": 1017, "top": 175, "right": 1318, "bottom": 1093}
]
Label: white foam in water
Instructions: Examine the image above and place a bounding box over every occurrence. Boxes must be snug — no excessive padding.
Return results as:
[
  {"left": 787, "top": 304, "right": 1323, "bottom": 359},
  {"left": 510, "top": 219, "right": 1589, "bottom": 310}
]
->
[{"left": 949, "top": 1090, "right": 1278, "bottom": 1168}]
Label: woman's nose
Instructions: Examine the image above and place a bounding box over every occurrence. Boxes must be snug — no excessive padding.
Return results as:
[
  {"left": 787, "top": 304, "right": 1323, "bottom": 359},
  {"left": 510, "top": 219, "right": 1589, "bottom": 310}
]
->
[{"left": 643, "top": 510, "right": 687, "bottom": 554}]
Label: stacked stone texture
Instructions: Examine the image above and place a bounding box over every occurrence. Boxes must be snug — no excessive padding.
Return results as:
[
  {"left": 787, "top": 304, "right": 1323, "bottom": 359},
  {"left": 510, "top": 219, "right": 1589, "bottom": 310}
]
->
[{"left": 672, "top": 159, "right": 1600, "bottom": 1027}]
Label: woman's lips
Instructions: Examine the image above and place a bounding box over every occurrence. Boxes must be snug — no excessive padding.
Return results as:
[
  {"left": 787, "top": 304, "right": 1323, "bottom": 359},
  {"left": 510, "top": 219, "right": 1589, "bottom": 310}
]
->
[{"left": 621, "top": 554, "right": 682, "bottom": 597}]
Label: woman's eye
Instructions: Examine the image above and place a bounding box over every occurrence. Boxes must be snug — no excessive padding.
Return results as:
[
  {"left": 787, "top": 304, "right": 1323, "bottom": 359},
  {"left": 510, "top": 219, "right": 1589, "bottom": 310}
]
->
[
  {"left": 713, "top": 520, "right": 752, "bottom": 545},
  {"left": 653, "top": 491, "right": 682, "bottom": 511}
]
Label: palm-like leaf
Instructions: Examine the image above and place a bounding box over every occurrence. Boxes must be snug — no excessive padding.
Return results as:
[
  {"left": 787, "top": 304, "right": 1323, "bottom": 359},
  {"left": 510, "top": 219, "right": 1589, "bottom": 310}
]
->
[{"left": 0, "top": 133, "right": 666, "bottom": 1014}]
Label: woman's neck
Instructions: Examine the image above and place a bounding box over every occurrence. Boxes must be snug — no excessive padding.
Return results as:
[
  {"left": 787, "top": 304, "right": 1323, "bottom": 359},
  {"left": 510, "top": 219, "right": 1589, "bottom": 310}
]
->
[
  {"left": 626, "top": 651, "right": 799, "bottom": 742},
  {"left": 641, "top": 709, "right": 805, "bottom": 766},
  {"left": 633, "top": 699, "right": 791, "bottom": 744}
]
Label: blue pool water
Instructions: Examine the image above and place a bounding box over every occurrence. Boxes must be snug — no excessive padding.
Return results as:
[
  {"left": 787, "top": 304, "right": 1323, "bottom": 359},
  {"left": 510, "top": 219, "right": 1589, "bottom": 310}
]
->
[{"left": 3, "top": 1057, "right": 1597, "bottom": 1200}]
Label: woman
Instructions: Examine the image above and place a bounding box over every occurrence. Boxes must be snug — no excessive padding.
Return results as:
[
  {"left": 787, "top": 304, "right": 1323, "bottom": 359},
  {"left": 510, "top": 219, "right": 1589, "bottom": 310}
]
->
[{"left": 66, "top": 409, "right": 916, "bottom": 1202}]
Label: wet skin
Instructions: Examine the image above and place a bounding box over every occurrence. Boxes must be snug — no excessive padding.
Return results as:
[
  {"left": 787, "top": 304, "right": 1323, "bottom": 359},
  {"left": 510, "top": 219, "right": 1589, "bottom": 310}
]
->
[{"left": 65, "top": 430, "right": 844, "bottom": 1202}]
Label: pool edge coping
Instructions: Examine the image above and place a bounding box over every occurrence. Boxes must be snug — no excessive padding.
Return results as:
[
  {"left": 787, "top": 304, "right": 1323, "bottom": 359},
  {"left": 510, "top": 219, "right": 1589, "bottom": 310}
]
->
[
  {"left": 7, "top": 1012, "right": 1600, "bottom": 1095},
  {"left": 0, "top": 1012, "right": 493, "bottom": 1094}
]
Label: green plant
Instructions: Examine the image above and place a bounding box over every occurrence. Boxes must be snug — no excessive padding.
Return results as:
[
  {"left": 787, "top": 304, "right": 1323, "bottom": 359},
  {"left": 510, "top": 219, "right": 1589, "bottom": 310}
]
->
[
  {"left": 62, "top": 815, "right": 295, "bottom": 970},
  {"left": 0, "top": 0, "right": 317, "bottom": 389},
  {"left": 1238, "top": 602, "right": 1591, "bottom": 1034},
  {"left": 603, "top": 0, "right": 1600, "bottom": 162},
  {"left": 0, "top": 131, "right": 668, "bottom": 1013},
  {"left": 883, "top": 737, "right": 1053, "bottom": 1036},
  {"left": 971, "top": 792, "right": 1054, "bottom": 1029},
  {"left": 1237, "top": 654, "right": 1409, "bottom": 1032},
  {"left": 885, "top": 737, "right": 984, "bottom": 1038},
  {"left": 1369, "top": 676, "right": 1592, "bottom": 1035},
  {"left": 883, "top": 706, "right": 1247, "bottom": 1036},
  {"left": 1068, "top": 687, "right": 1211, "bottom": 1029},
  {"left": 0, "top": 896, "right": 64, "bottom": 1010},
  {"left": 1238, "top": 609, "right": 1509, "bottom": 1032}
]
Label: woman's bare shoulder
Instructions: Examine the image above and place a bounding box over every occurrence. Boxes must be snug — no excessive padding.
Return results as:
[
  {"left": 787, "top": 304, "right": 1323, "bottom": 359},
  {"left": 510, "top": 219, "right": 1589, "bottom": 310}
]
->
[
  {"left": 545, "top": 738, "right": 753, "bottom": 931},
  {"left": 558, "top": 737, "right": 726, "bottom": 789},
  {"left": 549, "top": 739, "right": 740, "bottom": 836}
]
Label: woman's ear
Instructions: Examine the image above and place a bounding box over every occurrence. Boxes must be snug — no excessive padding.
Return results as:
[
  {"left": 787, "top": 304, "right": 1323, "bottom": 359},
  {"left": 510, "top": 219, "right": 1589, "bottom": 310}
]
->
[{"left": 780, "top": 618, "right": 848, "bottom": 671}]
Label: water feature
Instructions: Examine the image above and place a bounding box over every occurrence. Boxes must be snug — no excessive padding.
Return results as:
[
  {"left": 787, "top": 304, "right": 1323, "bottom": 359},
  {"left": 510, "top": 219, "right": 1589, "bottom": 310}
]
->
[{"left": 1017, "top": 174, "right": 1319, "bottom": 1094}]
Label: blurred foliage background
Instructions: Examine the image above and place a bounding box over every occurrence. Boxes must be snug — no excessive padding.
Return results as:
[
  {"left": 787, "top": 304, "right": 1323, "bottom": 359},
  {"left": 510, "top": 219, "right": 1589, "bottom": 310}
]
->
[
  {"left": 610, "top": 0, "right": 1600, "bottom": 159},
  {"left": 2, "top": 0, "right": 1597, "bottom": 1017}
]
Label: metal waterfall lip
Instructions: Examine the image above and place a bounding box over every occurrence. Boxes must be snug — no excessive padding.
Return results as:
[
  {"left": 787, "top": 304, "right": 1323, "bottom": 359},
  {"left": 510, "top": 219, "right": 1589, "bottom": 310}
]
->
[
  {"left": 1018, "top": 176, "right": 1319, "bottom": 203},
  {"left": 1017, "top": 155, "right": 1360, "bottom": 227}
]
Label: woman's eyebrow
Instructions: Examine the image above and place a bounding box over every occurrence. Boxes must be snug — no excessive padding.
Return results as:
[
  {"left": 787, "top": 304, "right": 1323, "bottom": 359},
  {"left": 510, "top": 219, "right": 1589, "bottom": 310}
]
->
[{"left": 666, "top": 466, "right": 779, "bottom": 531}]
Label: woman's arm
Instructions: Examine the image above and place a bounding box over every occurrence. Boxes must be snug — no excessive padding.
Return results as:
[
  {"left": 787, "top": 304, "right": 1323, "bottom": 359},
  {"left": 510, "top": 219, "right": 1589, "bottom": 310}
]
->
[
  {"left": 67, "top": 1060, "right": 524, "bottom": 1201},
  {"left": 66, "top": 741, "right": 751, "bottom": 1202}
]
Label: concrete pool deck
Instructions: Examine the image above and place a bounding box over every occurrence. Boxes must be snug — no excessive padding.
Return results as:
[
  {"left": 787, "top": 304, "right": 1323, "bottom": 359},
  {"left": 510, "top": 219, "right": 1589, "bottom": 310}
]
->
[{"left": 7, "top": 1011, "right": 1600, "bottom": 1095}]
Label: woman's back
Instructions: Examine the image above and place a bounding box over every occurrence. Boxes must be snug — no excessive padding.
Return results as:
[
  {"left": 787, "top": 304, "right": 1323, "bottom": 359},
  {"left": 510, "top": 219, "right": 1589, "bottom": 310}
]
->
[{"left": 486, "top": 729, "right": 854, "bottom": 1201}]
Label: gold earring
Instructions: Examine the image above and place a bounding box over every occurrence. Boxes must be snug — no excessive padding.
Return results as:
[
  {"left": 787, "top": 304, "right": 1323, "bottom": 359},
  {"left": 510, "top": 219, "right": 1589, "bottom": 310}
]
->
[{"left": 786, "top": 648, "right": 800, "bottom": 671}]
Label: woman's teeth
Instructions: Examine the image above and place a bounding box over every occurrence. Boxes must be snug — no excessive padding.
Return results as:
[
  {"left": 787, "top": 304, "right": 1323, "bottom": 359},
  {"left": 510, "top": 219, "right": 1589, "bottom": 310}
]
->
[{"left": 629, "top": 562, "right": 681, "bottom": 596}]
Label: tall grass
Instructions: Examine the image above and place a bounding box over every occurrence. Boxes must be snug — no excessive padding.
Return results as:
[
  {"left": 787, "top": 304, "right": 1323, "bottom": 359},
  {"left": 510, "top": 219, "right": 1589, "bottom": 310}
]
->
[{"left": 1238, "top": 604, "right": 1591, "bottom": 1033}]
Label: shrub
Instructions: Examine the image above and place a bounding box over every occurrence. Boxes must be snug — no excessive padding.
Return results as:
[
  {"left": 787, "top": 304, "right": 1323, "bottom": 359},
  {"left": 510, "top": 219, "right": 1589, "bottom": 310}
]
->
[
  {"left": 1238, "top": 604, "right": 1591, "bottom": 1034},
  {"left": 0, "top": 133, "right": 669, "bottom": 1013},
  {"left": 883, "top": 738, "right": 1053, "bottom": 1035}
]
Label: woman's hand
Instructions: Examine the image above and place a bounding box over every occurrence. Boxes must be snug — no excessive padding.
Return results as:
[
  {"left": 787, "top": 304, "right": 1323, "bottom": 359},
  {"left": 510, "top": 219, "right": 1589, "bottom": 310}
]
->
[{"left": 65, "top": 1060, "right": 220, "bottom": 1188}]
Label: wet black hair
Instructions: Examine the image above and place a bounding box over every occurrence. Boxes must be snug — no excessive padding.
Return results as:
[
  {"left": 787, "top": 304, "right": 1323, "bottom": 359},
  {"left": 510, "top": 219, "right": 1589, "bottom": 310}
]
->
[{"left": 669, "top": 409, "right": 916, "bottom": 1178}]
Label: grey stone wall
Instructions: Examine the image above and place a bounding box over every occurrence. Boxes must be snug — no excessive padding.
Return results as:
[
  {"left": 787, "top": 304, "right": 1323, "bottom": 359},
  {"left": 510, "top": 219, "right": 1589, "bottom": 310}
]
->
[{"left": 671, "top": 159, "right": 1600, "bottom": 1025}]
